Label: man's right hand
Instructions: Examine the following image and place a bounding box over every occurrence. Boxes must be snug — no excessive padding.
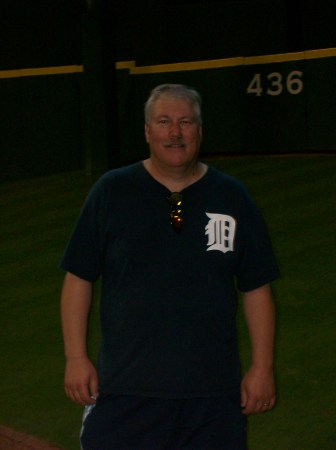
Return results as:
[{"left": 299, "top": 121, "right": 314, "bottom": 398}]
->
[{"left": 64, "top": 356, "right": 99, "bottom": 406}]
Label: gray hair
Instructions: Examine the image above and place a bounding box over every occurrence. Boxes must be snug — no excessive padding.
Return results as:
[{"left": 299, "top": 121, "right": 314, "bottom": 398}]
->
[{"left": 144, "top": 84, "right": 202, "bottom": 125}]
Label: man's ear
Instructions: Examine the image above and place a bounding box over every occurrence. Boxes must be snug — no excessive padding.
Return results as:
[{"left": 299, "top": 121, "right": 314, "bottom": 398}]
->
[
  {"left": 145, "top": 123, "right": 150, "bottom": 144},
  {"left": 199, "top": 125, "right": 203, "bottom": 141}
]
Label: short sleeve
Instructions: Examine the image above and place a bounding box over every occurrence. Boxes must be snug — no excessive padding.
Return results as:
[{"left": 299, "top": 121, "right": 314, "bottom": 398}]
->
[
  {"left": 60, "top": 181, "right": 107, "bottom": 282},
  {"left": 235, "top": 191, "right": 279, "bottom": 292}
]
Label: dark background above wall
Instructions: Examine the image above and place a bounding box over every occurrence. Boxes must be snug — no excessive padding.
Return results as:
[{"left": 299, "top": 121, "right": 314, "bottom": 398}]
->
[
  {"left": 0, "top": 0, "right": 83, "bottom": 70},
  {"left": 3, "top": 0, "right": 336, "bottom": 71}
]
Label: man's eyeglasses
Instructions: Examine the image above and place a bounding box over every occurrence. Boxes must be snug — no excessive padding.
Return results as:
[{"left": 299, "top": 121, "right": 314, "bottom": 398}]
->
[{"left": 167, "top": 192, "right": 183, "bottom": 232}]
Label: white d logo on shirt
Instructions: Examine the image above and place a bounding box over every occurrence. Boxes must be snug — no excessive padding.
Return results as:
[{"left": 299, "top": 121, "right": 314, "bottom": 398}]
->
[{"left": 205, "top": 213, "right": 236, "bottom": 254}]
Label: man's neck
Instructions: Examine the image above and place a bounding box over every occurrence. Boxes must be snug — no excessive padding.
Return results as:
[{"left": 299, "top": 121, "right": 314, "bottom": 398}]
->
[{"left": 143, "top": 158, "right": 207, "bottom": 192}]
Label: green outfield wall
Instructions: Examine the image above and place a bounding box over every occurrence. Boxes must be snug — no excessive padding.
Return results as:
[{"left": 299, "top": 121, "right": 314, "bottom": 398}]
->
[
  {"left": 0, "top": 66, "right": 83, "bottom": 182},
  {"left": 115, "top": 48, "right": 336, "bottom": 162},
  {"left": 1, "top": 48, "right": 336, "bottom": 182}
]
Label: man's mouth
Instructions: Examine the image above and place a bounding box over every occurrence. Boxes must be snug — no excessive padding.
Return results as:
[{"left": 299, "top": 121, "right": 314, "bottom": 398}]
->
[{"left": 164, "top": 142, "right": 186, "bottom": 148}]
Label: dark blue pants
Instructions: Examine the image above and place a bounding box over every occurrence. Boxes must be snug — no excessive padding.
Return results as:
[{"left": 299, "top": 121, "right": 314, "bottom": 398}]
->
[{"left": 80, "top": 392, "right": 247, "bottom": 449}]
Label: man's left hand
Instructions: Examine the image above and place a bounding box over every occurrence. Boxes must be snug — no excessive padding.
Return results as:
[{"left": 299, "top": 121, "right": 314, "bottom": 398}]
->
[{"left": 240, "top": 366, "right": 276, "bottom": 415}]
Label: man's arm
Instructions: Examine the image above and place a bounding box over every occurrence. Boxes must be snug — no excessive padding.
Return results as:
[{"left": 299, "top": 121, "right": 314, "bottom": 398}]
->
[
  {"left": 240, "top": 283, "right": 276, "bottom": 415},
  {"left": 60, "top": 272, "right": 99, "bottom": 405}
]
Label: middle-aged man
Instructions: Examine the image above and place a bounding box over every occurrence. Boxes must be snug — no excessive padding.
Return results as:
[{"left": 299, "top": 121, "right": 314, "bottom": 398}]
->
[{"left": 60, "top": 84, "right": 279, "bottom": 449}]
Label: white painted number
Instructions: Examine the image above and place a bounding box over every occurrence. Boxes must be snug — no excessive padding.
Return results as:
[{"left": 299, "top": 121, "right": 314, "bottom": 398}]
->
[
  {"left": 247, "top": 71, "right": 303, "bottom": 96},
  {"left": 287, "top": 70, "right": 304, "bottom": 94},
  {"left": 246, "top": 74, "right": 263, "bottom": 97},
  {"left": 267, "top": 72, "right": 283, "bottom": 96}
]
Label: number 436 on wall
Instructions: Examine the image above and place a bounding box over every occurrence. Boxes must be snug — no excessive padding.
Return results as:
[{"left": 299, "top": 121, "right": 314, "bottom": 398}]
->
[{"left": 247, "top": 71, "right": 303, "bottom": 96}]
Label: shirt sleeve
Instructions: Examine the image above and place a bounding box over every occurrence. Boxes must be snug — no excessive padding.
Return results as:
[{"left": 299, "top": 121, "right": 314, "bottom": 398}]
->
[
  {"left": 60, "top": 180, "right": 106, "bottom": 282},
  {"left": 235, "top": 189, "right": 280, "bottom": 292}
]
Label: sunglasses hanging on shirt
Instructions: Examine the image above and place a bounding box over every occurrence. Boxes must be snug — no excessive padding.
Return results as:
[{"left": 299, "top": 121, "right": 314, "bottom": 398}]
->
[{"left": 167, "top": 192, "right": 183, "bottom": 233}]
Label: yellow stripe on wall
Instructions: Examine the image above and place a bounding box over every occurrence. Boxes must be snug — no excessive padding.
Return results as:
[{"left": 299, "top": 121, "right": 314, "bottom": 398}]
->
[
  {"left": 0, "top": 65, "right": 84, "bottom": 79},
  {"left": 117, "top": 47, "right": 336, "bottom": 75},
  {"left": 1, "top": 47, "right": 336, "bottom": 79}
]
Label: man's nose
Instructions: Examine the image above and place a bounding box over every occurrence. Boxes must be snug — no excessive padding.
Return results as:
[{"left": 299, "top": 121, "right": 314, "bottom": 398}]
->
[{"left": 169, "top": 122, "right": 183, "bottom": 136}]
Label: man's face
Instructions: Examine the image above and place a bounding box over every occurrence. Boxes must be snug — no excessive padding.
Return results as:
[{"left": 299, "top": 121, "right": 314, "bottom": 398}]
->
[{"left": 145, "top": 96, "right": 202, "bottom": 170}]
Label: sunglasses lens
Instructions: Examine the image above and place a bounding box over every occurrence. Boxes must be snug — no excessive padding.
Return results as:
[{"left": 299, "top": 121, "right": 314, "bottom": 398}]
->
[
  {"left": 170, "top": 211, "right": 183, "bottom": 231},
  {"left": 167, "top": 193, "right": 183, "bottom": 232},
  {"left": 169, "top": 192, "right": 182, "bottom": 206}
]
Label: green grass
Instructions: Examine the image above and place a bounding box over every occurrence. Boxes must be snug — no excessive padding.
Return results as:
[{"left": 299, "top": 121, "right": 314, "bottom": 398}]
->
[{"left": 1, "top": 155, "right": 335, "bottom": 449}]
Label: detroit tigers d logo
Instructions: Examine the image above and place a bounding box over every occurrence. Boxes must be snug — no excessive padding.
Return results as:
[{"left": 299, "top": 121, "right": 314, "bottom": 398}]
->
[{"left": 205, "top": 213, "right": 236, "bottom": 254}]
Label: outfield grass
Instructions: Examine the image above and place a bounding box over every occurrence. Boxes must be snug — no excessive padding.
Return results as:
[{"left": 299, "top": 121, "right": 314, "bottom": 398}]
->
[{"left": 1, "top": 155, "right": 335, "bottom": 449}]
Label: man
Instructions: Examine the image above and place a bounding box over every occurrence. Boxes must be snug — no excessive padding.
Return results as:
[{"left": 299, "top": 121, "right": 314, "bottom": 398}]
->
[{"left": 60, "top": 84, "right": 279, "bottom": 449}]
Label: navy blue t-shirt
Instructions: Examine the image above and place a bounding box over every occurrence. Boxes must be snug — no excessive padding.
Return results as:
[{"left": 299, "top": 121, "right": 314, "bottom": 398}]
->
[{"left": 61, "top": 162, "right": 279, "bottom": 398}]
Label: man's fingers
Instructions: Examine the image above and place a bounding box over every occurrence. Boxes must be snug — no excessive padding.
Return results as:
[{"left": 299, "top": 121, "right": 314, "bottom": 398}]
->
[
  {"left": 65, "top": 383, "right": 96, "bottom": 406},
  {"left": 240, "top": 389, "right": 247, "bottom": 408},
  {"left": 242, "top": 396, "right": 276, "bottom": 415},
  {"left": 89, "top": 375, "right": 99, "bottom": 401}
]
